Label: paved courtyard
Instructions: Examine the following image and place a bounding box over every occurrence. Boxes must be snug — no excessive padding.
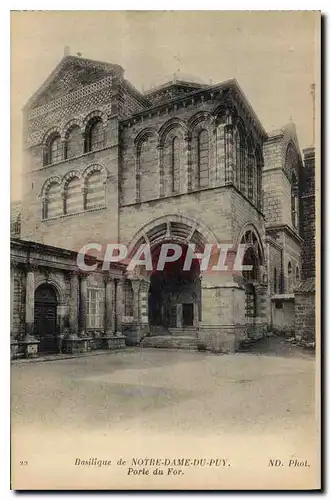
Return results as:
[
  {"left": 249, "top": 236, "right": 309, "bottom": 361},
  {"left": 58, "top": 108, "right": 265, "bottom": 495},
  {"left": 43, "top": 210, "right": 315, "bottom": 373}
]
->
[{"left": 11, "top": 339, "right": 319, "bottom": 490}]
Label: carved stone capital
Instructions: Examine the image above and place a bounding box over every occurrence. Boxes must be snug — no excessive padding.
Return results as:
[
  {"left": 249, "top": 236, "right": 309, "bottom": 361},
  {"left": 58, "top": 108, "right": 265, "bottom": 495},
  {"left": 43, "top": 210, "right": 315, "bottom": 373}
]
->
[{"left": 26, "top": 262, "right": 39, "bottom": 273}]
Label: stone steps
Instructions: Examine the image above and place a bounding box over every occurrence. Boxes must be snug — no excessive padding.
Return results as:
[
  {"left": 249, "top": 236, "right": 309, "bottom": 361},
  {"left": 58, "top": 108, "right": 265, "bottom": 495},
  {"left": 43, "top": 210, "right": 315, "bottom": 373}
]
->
[
  {"left": 238, "top": 337, "right": 260, "bottom": 351},
  {"left": 140, "top": 335, "right": 198, "bottom": 350},
  {"left": 168, "top": 327, "right": 198, "bottom": 337}
]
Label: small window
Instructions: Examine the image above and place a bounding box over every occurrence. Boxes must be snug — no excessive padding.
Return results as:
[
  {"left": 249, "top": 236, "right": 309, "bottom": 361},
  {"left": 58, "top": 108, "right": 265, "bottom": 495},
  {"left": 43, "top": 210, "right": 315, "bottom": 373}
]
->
[
  {"left": 85, "top": 118, "right": 104, "bottom": 152},
  {"left": 198, "top": 129, "right": 209, "bottom": 188},
  {"left": 85, "top": 171, "right": 105, "bottom": 210},
  {"left": 45, "top": 134, "right": 62, "bottom": 165},
  {"left": 65, "top": 126, "right": 82, "bottom": 159},
  {"left": 171, "top": 137, "right": 180, "bottom": 193},
  {"left": 64, "top": 177, "right": 82, "bottom": 215},
  {"left": 44, "top": 182, "right": 62, "bottom": 219},
  {"left": 87, "top": 288, "right": 104, "bottom": 329}
]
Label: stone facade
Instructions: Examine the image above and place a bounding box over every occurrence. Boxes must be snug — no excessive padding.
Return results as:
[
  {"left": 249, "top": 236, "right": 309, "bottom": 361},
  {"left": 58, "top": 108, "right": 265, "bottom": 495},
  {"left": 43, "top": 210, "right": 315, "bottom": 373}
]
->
[
  {"left": 11, "top": 54, "right": 314, "bottom": 356},
  {"left": 10, "top": 238, "right": 126, "bottom": 358},
  {"left": 294, "top": 147, "right": 316, "bottom": 343}
]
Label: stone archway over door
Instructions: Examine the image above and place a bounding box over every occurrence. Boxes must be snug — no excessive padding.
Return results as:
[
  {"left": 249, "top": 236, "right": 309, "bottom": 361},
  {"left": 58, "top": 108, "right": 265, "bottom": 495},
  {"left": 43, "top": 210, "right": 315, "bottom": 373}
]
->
[{"left": 34, "top": 284, "right": 58, "bottom": 353}]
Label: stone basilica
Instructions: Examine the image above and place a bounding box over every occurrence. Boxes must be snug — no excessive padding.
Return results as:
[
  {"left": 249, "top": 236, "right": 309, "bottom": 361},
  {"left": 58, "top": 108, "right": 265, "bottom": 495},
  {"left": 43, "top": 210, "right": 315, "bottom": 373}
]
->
[{"left": 10, "top": 55, "right": 316, "bottom": 357}]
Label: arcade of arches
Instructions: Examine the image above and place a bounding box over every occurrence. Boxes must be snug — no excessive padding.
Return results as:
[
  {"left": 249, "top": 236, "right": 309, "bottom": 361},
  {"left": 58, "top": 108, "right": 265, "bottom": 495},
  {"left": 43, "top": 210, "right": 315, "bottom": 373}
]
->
[
  {"left": 120, "top": 220, "right": 268, "bottom": 351},
  {"left": 11, "top": 220, "right": 267, "bottom": 357}
]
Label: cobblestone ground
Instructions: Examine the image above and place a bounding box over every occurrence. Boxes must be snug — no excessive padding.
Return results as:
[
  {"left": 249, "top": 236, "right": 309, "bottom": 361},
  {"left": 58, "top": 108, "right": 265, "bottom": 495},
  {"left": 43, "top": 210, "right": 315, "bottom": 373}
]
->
[{"left": 11, "top": 337, "right": 319, "bottom": 490}]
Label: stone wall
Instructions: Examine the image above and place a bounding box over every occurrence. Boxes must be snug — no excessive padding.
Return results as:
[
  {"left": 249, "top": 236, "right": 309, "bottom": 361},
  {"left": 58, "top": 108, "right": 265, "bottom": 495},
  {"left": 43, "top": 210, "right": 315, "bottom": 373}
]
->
[
  {"left": 271, "top": 299, "right": 295, "bottom": 334},
  {"left": 21, "top": 127, "right": 120, "bottom": 252},
  {"left": 295, "top": 291, "right": 315, "bottom": 341},
  {"left": 11, "top": 266, "right": 26, "bottom": 338},
  {"left": 301, "top": 147, "right": 316, "bottom": 280}
]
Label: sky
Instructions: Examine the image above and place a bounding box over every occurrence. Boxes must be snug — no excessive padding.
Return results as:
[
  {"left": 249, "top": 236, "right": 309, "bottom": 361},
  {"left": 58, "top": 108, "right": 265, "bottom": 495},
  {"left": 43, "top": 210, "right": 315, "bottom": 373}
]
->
[{"left": 10, "top": 11, "right": 320, "bottom": 201}]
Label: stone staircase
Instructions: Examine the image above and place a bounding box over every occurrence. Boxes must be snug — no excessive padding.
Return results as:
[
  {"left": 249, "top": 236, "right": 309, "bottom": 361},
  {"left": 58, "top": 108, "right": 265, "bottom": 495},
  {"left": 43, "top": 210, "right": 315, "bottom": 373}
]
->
[
  {"left": 140, "top": 332, "right": 198, "bottom": 350},
  {"left": 168, "top": 327, "right": 198, "bottom": 337}
]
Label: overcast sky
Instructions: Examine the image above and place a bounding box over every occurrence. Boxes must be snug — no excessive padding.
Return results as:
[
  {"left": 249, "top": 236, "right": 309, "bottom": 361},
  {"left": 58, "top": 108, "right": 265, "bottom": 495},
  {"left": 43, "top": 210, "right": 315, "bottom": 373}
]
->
[{"left": 11, "top": 11, "right": 319, "bottom": 201}]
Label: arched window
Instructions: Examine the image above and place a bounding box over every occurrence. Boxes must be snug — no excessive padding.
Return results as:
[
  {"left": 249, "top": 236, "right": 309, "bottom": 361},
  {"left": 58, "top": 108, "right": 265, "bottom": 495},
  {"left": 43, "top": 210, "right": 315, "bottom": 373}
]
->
[
  {"left": 64, "top": 177, "right": 82, "bottom": 215},
  {"left": 45, "top": 182, "right": 62, "bottom": 219},
  {"left": 85, "top": 118, "right": 104, "bottom": 153},
  {"left": 285, "top": 144, "right": 300, "bottom": 230},
  {"left": 65, "top": 126, "right": 82, "bottom": 159},
  {"left": 138, "top": 135, "right": 159, "bottom": 202},
  {"left": 215, "top": 122, "right": 226, "bottom": 184},
  {"left": 44, "top": 134, "right": 62, "bottom": 165},
  {"left": 171, "top": 137, "right": 180, "bottom": 193},
  {"left": 85, "top": 171, "right": 105, "bottom": 210},
  {"left": 273, "top": 267, "right": 277, "bottom": 294},
  {"left": 247, "top": 153, "right": 255, "bottom": 202},
  {"left": 288, "top": 261, "right": 293, "bottom": 293},
  {"left": 198, "top": 129, "right": 209, "bottom": 188},
  {"left": 255, "top": 147, "right": 263, "bottom": 209},
  {"left": 233, "top": 127, "right": 242, "bottom": 188},
  {"left": 240, "top": 140, "right": 247, "bottom": 195}
]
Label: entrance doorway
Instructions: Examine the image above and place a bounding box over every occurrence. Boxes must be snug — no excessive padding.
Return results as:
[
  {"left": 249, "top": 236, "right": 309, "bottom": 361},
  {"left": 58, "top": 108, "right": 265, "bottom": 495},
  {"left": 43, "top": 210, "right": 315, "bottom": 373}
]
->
[
  {"left": 148, "top": 243, "right": 200, "bottom": 330},
  {"left": 182, "top": 303, "right": 194, "bottom": 326},
  {"left": 34, "top": 284, "right": 58, "bottom": 353}
]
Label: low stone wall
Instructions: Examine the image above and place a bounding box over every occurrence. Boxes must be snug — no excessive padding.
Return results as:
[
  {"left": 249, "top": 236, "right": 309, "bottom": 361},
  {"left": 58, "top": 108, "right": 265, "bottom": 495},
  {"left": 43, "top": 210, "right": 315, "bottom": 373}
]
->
[
  {"left": 11, "top": 333, "right": 126, "bottom": 360},
  {"left": 271, "top": 298, "right": 295, "bottom": 336}
]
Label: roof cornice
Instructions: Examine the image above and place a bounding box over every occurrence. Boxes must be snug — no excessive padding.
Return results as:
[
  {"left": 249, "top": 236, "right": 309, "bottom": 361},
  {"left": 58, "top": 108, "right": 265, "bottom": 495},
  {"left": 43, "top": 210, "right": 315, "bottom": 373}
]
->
[{"left": 120, "top": 78, "right": 267, "bottom": 141}]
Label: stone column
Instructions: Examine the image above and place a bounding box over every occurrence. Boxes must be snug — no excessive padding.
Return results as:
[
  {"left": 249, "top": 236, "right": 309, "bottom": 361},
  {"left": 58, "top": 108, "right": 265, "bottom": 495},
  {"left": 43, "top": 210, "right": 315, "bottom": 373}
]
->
[
  {"left": 104, "top": 276, "right": 116, "bottom": 335},
  {"left": 158, "top": 146, "right": 165, "bottom": 198},
  {"left": 252, "top": 160, "right": 257, "bottom": 206},
  {"left": 25, "top": 265, "right": 35, "bottom": 337},
  {"left": 79, "top": 273, "right": 88, "bottom": 336},
  {"left": 69, "top": 271, "right": 79, "bottom": 335},
  {"left": 41, "top": 196, "right": 47, "bottom": 219},
  {"left": 225, "top": 124, "right": 234, "bottom": 185},
  {"left": 255, "top": 283, "right": 268, "bottom": 337},
  {"left": 210, "top": 121, "right": 218, "bottom": 187},
  {"left": 184, "top": 133, "right": 192, "bottom": 192},
  {"left": 135, "top": 154, "right": 140, "bottom": 203},
  {"left": 61, "top": 191, "right": 66, "bottom": 215},
  {"left": 82, "top": 186, "right": 87, "bottom": 211},
  {"left": 116, "top": 278, "right": 125, "bottom": 334},
  {"left": 139, "top": 278, "right": 150, "bottom": 335},
  {"left": 176, "top": 304, "right": 183, "bottom": 328},
  {"left": 131, "top": 280, "right": 141, "bottom": 322}
]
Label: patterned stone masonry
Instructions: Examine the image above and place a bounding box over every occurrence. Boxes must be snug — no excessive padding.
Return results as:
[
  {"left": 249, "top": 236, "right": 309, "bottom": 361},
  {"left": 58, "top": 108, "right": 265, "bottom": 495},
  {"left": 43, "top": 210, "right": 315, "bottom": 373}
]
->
[{"left": 15, "top": 55, "right": 314, "bottom": 353}]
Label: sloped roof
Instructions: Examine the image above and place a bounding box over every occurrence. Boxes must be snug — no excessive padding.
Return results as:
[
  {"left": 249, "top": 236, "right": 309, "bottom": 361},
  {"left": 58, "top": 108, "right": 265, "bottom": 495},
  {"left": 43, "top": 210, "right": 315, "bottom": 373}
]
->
[
  {"left": 267, "top": 122, "right": 302, "bottom": 157},
  {"left": 296, "top": 277, "right": 315, "bottom": 293},
  {"left": 24, "top": 55, "right": 125, "bottom": 110}
]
